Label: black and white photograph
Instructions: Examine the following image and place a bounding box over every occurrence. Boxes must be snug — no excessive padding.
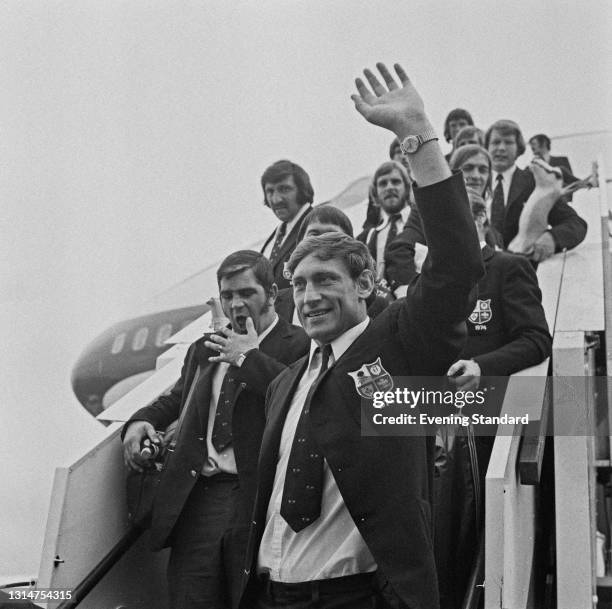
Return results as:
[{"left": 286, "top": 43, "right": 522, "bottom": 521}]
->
[{"left": 1, "top": 2, "right": 611, "bottom": 608}]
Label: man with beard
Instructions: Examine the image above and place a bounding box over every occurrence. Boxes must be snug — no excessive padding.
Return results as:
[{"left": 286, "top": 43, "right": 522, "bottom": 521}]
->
[
  {"left": 122, "top": 250, "right": 309, "bottom": 609},
  {"left": 357, "top": 160, "right": 413, "bottom": 296}
]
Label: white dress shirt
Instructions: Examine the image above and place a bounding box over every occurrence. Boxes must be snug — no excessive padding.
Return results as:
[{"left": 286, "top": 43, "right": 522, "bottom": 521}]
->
[
  {"left": 257, "top": 317, "right": 377, "bottom": 582},
  {"left": 373, "top": 205, "right": 410, "bottom": 281}
]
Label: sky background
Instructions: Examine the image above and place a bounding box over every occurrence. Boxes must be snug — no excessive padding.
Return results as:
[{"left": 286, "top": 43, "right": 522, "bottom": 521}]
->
[{"left": 1, "top": 0, "right": 611, "bottom": 577}]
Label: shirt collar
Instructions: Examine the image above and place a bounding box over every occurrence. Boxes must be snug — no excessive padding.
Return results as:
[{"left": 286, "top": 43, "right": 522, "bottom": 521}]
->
[
  {"left": 375, "top": 205, "right": 410, "bottom": 232},
  {"left": 307, "top": 316, "right": 370, "bottom": 366},
  {"left": 282, "top": 203, "right": 310, "bottom": 235},
  {"left": 492, "top": 164, "right": 517, "bottom": 187},
  {"left": 257, "top": 314, "right": 279, "bottom": 344}
]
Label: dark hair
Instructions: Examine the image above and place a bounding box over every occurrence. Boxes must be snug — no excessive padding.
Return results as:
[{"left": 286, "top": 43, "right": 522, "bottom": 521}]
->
[
  {"left": 449, "top": 144, "right": 492, "bottom": 198},
  {"left": 443, "top": 108, "right": 474, "bottom": 142},
  {"left": 217, "top": 250, "right": 274, "bottom": 294},
  {"left": 260, "top": 160, "right": 314, "bottom": 207},
  {"left": 297, "top": 205, "right": 354, "bottom": 242},
  {"left": 389, "top": 137, "right": 401, "bottom": 159},
  {"left": 485, "top": 119, "right": 526, "bottom": 156},
  {"left": 287, "top": 233, "right": 374, "bottom": 279},
  {"left": 454, "top": 125, "right": 485, "bottom": 148},
  {"left": 370, "top": 160, "right": 411, "bottom": 205},
  {"left": 529, "top": 133, "right": 551, "bottom": 151}
]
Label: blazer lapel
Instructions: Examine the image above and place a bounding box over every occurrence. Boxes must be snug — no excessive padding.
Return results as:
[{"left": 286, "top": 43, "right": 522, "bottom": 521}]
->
[
  {"left": 507, "top": 168, "right": 529, "bottom": 211},
  {"left": 261, "top": 229, "right": 275, "bottom": 254},
  {"left": 367, "top": 228, "right": 378, "bottom": 260},
  {"left": 272, "top": 205, "right": 312, "bottom": 266},
  {"left": 481, "top": 244, "right": 495, "bottom": 263}
]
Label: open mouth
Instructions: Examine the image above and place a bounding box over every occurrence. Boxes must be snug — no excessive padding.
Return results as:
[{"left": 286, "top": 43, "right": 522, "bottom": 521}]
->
[
  {"left": 233, "top": 315, "right": 248, "bottom": 331},
  {"left": 303, "top": 309, "right": 330, "bottom": 320}
]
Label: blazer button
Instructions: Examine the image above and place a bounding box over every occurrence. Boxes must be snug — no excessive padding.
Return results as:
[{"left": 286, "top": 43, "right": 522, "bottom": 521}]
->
[{"left": 190, "top": 470, "right": 197, "bottom": 477}]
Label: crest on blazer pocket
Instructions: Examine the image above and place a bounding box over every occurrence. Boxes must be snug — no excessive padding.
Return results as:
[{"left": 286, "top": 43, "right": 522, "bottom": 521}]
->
[
  {"left": 469, "top": 299, "right": 492, "bottom": 326},
  {"left": 348, "top": 357, "right": 393, "bottom": 399}
]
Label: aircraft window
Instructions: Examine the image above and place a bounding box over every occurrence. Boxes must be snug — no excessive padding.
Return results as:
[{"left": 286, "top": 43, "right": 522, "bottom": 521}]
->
[
  {"left": 155, "top": 323, "right": 173, "bottom": 347},
  {"left": 111, "top": 333, "right": 126, "bottom": 354},
  {"left": 132, "top": 327, "right": 149, "bottom": 351}
]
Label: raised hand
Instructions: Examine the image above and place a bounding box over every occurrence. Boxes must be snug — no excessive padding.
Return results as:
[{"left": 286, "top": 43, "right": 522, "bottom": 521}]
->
[
  {"left": 205, "top": 317, "right": 259, "bottom": 366},
  {"left": 352, "top": 63, "right": 449, "bottom": 186},
  {"left": 508, "top": 158, "right": 563, "bottom": 256},
  {"left": 351, "top": 63, "right": 426, "bottom": 137},
  {"left": 530, "top": 158, "right": 563, "bottom": 194}
]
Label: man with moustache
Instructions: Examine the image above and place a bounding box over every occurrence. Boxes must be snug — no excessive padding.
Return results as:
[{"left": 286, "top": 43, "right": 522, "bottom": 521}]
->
[
  {"left": 238, "top": 62, "right": 483, "bottom": 609},
  {"left": 485, "top": 119, "right": 586, "bottom": 262},
  {"left": 260, "top": 160, "right": 314, "bottom": 290},
  {"left": 357, "top": 160, "right": 414, "bottom": 296},
  {"left": 122, "top": 250, "right": 308, "bottom": 609}
]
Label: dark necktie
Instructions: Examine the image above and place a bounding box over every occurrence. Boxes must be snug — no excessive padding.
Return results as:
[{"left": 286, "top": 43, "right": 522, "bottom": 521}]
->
[
  {"left": 211, "top": 366, "right": 238, "bottom": 452},
  {"left": 269, "top": 222, "right": 287, "bottom": 265},
  {"left": 385, "top": 212, "right": 403, "bottom": 250},
  {"left": 280, "top": 344, "right": 332, "bottom": 532},
  {"left": 490, "top": 174, "right": 505, "bottom": 236}
]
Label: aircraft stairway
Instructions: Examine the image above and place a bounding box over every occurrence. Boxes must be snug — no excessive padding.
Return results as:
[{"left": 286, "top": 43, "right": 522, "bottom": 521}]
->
[{"left": 31, "top": 160, "right": 612, "bottom": 609}]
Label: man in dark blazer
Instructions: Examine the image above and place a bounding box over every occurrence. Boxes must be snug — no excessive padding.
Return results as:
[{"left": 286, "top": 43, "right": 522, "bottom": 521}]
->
[
  {"left": 238, "top": 63, "right": 483, "bottom": 609},
  {"left": 485, "top": 120, "right": 586, "bottom": 262},
  {"left": 260, "top": 160, "right": 314, "bottom": 290},
  {"left": 357, "top": 160, "right": 414, "bottom": 298},
  {"left": 437, "top": 196, "right": 551, "bottom": 609},
  {"left": 122, "top": 250, "right": 309, "bottom": 609},
  {"left": 528, "top": 133, "right": 576, "bottom": 182}
]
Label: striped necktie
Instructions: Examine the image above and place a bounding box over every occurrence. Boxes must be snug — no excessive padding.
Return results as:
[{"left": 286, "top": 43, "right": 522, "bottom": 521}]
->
[{"left": 269, "top": 222, "right": 287, "bottom": 264}]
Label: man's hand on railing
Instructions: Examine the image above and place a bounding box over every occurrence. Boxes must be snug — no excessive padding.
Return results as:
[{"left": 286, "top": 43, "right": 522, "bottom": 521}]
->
[
  {"left": 123, "top": 421, "right": 160, "bottom": 472},
  {"left": 447, "top": 359, "right": 481, "bottom": 392}
]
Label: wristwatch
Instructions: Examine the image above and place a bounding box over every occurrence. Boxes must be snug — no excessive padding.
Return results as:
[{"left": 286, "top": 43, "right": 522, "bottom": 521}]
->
[
  {"left": 236, "top": 353, "right": 247, "bottom": 367},
  {"left": 399, "top": 127, "right": 438, "bottom": 154}
]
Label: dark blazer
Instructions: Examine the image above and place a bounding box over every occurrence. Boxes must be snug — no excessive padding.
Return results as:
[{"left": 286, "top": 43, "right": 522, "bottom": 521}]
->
[
  {"left": 549, "top": 155, "right": 575, "bottom": 180},
  {"left": 549, "top": 156, "right": 579, "bottom": 201},
  {"left": 501, "top": 167, "right": 586, "bottom": 251},
  {"left": 239, "top": 173, "right": 484, "bottom": 609},
  {"left": 462, "top": 245, "right": 552, "bottom": 375},
  {"left": 389, "top": 168, "right": 587, "bottom": 261},
  {"left": 435, "top": 246, "right": 551, "bottom": 608},
  {"left": 124, "top": 317, "right": 309, "bottom": 550},
  {"left": 357, "top": 212, "right": 417, "bottom": 290},
  {"left": 261, "top": 206, "right": 313, "bottom": 289}
]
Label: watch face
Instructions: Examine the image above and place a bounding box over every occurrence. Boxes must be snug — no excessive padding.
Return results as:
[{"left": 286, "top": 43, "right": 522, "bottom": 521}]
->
[{"left": 402, "top": 135, "right": 419, "bottom": 154}]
